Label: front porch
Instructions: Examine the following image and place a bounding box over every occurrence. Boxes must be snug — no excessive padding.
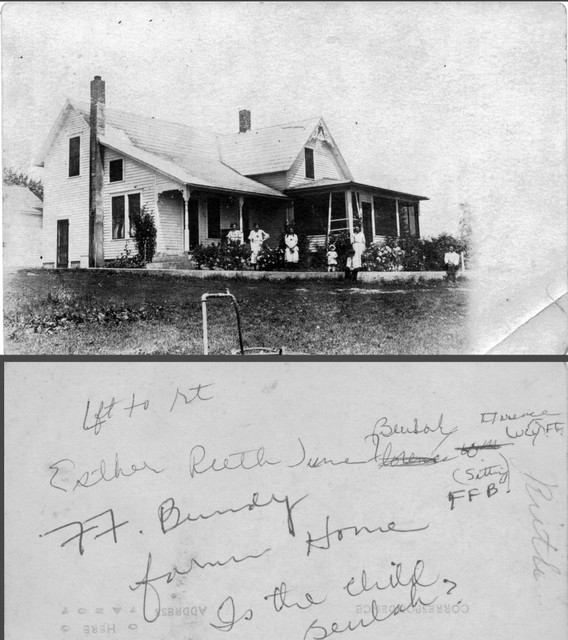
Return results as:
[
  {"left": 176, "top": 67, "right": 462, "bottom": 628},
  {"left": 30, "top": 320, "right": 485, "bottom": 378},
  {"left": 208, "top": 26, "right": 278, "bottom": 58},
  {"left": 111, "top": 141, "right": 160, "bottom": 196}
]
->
[
  {"left": 154, "top": 187, "right": 290, "bottom": 257},
  {"left": 285, "top": 180, "right": 427, "bottom": 251}
]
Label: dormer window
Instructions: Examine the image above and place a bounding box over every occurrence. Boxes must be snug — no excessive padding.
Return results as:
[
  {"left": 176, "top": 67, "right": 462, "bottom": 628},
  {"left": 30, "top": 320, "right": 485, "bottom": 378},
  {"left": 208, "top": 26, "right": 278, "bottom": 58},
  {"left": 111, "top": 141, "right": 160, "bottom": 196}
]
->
[
  {"left": 305, "top": 147, "right": 315, "bottom": 179},
  {"left": 68, "top": 136, "right": 80, "bottom": 177},
  {"left": 109, "top": 159, "right": 124, "bottom": 182}
]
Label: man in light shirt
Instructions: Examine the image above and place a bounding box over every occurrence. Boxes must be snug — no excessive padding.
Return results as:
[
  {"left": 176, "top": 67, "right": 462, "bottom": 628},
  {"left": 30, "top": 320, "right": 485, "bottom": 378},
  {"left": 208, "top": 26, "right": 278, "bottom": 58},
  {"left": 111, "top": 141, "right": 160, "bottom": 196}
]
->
[{"left": 444, "top": 245, "right": 460, "bottom": 284}]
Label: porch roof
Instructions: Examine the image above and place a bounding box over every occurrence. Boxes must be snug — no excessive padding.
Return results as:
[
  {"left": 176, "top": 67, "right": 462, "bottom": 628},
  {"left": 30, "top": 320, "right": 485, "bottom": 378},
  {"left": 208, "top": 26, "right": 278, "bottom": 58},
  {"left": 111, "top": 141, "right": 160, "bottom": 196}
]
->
[
  {"left": 285, "top": 178, "right": 429, "bottom": 202},
  {"left": 99, "top": 124, "right": 289, "bottom": 199}
]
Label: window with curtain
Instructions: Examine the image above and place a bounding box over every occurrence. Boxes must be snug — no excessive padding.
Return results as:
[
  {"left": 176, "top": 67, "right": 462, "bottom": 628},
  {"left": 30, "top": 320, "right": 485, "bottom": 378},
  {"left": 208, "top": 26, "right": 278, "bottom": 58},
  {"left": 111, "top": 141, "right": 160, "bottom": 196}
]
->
[
  {"left": 128, "top": 193, "right": 141, "bottom": 237},
  {"left": 112, "top": 193, "right": 141, "bottom": 239},
  {"left": 112, "top": 195, "right": 125, "bottom": 239}
]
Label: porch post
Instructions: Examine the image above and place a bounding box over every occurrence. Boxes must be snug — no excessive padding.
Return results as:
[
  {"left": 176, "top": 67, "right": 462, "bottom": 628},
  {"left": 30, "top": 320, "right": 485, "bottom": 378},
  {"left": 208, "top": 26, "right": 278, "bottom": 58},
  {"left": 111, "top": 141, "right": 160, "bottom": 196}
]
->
[
  {"left": 238, "top": 196, "right": 244, "bottom": 230},
  {"left": 415, "top": 202, "right": 420, "bottom": 237},
  {"left": 154, "top": 188, "right": 162, "bottom": 254},
  {"left": 345, "top": 190, "right": 354, "bottom": 235},
  {"left": 395, "top": 198, "right": 401, "bottom": 237},
  {"left": 371, "top": 198, "right": 376, "bottom": 238},
  {"left": 326, "top": 191, "right": 332, "bottom": 244},
  {"left": 183, "top": 186, "right": 190, "bottom": 252}
]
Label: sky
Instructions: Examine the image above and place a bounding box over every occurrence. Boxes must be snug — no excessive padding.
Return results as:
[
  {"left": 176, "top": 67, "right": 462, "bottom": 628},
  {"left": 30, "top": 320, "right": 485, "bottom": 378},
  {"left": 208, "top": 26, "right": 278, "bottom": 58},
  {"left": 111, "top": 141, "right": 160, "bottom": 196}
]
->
[{"left": 2, "top": 1, "right": 567, "bottom": 348}]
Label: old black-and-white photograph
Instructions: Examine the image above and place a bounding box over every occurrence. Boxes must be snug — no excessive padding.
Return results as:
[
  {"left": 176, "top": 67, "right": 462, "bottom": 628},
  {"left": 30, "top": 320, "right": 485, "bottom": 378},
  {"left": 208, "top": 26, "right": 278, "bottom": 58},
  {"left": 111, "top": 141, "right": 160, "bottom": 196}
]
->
[{"left": 3, "top": 2, "right": 566, "bottom": 354}]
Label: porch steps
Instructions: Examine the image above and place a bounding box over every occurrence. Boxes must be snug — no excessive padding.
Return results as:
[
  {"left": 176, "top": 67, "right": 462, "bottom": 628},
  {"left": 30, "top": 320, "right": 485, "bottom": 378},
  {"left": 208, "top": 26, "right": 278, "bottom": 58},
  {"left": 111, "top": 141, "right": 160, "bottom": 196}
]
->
[{"left": 147, "top": 254, "right": 195, "bottom": 270}]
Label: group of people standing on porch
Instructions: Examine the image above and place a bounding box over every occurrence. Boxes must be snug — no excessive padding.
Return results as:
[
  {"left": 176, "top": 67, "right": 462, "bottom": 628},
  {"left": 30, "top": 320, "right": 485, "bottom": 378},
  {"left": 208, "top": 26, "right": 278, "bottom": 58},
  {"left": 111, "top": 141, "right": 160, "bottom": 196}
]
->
[
  {"left": 226, "top": 221, "right": 461, "bottom": 283},
  {"left": 226, "top": 220, "right": 365, "bottom": 278},
  {"left": 226, "top": 222, "right": 299, "bottom": 270}
]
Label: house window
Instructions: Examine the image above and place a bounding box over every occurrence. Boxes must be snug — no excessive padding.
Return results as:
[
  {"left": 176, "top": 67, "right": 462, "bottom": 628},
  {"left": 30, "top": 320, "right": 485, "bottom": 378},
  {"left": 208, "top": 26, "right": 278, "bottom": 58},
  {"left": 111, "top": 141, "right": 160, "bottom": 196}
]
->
[
  {"left": 69, "top": 136, "right": 80, "bottom": 177},
  {"left": 373, "top": 197, "right": 398, "bottom": 236},
  {"left": 128, "top": 193, "right": 141, "bottom": 236},
  {"left": 305, "top": 148, "right": 315, "bottom": 179},
  {"left": 109, "top": 159, "right": 123, "bottom": 182},
  {"left": 399, "top": 202, "right": 417, "bottom": 236},
  {"left": 112, "top": 192, "right": 141, "bottom": 239},
  {"left": 208, "top": 197, "right": 221, "bottom": 238}
]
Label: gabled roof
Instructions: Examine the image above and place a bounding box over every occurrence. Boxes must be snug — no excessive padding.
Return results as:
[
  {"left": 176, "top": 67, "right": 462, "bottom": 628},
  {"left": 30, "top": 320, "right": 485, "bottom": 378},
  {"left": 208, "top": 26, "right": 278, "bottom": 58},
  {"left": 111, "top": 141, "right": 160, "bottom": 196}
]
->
[
  {"left": 2, "top": 185, "right": 43, "bottom": 216},
  {"left": 34, "top": 98, "right": 426, "bottom": 202},
  {"left": 35, "top": 101, "right": 287, "bottom": 199},
  {"left": 217, "top": 116, "right": 354, "bottom": 180},
  {"left": 217, "top": 117, "right": 321, "bottom": 175}
]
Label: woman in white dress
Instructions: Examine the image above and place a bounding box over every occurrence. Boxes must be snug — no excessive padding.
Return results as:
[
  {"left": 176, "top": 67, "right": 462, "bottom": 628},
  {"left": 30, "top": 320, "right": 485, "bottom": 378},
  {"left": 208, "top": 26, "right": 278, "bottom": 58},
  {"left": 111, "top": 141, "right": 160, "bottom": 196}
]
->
[
  {"left": 284, "top": 226, "right": 299, "bottom": 269},
  {"left": 248, "top": 223, "right": 269, "bottom": 270},
  {"left": 226, "top": 223, "right": 244, "bottom": 245},
  {"left": 347, "top": 223, "right": 366, "bottom": 281}
]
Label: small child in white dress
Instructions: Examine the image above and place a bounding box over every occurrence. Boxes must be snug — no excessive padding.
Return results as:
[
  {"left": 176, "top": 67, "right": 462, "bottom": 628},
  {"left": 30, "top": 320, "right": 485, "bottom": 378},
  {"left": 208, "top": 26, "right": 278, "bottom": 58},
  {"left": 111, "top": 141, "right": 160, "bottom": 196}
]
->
[{"left": 326, "top": 244, "right": 338, "bottom": 272}]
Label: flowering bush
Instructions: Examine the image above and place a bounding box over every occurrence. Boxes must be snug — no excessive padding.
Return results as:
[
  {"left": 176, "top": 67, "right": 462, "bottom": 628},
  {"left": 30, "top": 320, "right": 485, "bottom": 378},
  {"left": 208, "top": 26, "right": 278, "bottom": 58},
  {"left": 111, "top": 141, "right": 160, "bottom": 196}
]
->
[
  {"left": 361, "top": 243, "right": 398, "bottom": 271},
  {"left": 192, "top": 242, "right": 251, "bottom": 270},
  {"left": 257, "top": 246, "right": 285, "bottom": 271}
]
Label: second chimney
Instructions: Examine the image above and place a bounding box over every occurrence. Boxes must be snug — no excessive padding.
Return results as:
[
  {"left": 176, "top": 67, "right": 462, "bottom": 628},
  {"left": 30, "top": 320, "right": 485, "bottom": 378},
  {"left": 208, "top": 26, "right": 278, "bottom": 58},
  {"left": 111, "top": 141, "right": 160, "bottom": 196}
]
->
[{"left": 239, "top": 109, "right": 251, "bottom": 133}]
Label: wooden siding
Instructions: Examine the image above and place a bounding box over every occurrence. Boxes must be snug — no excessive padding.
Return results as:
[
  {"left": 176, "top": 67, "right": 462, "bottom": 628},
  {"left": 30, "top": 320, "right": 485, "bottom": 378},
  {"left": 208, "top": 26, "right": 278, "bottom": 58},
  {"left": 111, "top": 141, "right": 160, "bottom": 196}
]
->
[
  {"left": 103, "top": 148, "right": 159, "bottom": 259},
  {"left": 42, "top": 111, "right": 186, "bottom": 264},
  {"left": 247, "top": 172, "right": 287, "bottom": 191},
  {"left": 158, "top": 191, "right": 184, "bottom": 253},
  {"left": 42, "top": 109, "right": 90, "bottom": 266},
  {"left": 307, "top": 234, "right": 326, "bottom": 252},
  {"left": 287, "top": 139, "right": 344, "bottom": 188}
]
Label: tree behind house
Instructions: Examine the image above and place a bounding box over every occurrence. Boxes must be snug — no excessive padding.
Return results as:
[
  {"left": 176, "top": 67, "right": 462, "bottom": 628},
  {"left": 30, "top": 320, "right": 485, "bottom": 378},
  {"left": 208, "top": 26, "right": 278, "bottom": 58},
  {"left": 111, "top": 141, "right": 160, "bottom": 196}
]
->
[{"left": 3, "top": 167, "right": 44, "bottom": 201}]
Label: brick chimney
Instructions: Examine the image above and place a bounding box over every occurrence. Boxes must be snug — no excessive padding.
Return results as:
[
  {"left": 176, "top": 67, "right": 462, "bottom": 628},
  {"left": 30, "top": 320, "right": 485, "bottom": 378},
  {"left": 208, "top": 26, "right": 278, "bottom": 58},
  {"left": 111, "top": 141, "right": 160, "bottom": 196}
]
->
[
  {"left": 89, "top": 75, "right": 105, "bottom": 267},
  {"left": 239, "top": 109, "right": 251, "bottom": 133}
]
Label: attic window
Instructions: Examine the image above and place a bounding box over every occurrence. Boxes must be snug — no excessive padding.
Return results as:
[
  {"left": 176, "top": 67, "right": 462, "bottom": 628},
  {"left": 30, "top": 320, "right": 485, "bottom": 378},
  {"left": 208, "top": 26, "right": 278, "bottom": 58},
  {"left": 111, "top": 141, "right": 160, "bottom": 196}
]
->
[
  {"left": 68, "top": 136, "right": 80, "bottom": 177},
  {"left": 109, "top": 159, "right": 123, "bottom": 182},
  {"left": 305, "top": 148, "right": 315, "bottom": 179}
]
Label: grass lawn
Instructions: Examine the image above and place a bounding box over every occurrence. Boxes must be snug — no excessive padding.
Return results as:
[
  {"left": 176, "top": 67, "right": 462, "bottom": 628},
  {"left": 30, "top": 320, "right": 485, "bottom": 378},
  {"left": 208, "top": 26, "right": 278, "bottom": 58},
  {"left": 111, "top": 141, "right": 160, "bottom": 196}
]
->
[{"left": 4, "top": 269, "right": 470, "bottom": 355}]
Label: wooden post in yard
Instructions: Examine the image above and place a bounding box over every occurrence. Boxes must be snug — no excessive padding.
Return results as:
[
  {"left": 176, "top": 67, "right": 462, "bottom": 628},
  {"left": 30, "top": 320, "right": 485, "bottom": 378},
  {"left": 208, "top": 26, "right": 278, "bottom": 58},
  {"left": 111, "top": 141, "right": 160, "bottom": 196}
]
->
[{"left": 89, "top": 76, "right": 105, "bottom": 268}]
